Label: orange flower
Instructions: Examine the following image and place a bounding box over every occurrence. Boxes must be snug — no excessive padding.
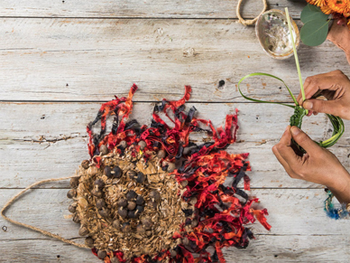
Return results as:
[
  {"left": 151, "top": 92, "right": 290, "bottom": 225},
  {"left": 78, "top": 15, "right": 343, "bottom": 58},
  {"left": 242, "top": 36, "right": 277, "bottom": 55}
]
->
[
  {"left": 307, "top": 0, "right": 350, "bottom": 16},
  {"left": 320, "top": 3, "right": 333, "bottom": 14},
  {"left": 306, "top": 0, "right": 333, "bottom": 14},
  {"left": 306, "top": 0, "right": 327, "bottom": 6},
  {"left": 343, "top": 5, "right": 350, "bottom": 17},
  {"left": 327, "top": 0, "right": 350, "bottom": 16}
]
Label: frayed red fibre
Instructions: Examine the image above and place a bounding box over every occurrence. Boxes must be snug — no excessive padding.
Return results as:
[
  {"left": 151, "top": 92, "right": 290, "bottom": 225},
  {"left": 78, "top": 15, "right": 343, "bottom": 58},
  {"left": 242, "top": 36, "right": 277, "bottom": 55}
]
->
[
  {"left": 252, "top": 208, "right": 271, "bottom": 231},
  {"left": 87, "top": 85, "right": 270, "bottom": 263}
]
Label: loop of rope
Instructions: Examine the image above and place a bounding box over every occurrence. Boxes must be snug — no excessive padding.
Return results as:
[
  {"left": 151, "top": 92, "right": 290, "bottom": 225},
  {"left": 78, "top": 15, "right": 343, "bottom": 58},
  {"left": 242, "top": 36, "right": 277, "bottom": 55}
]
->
[
  {"left": 1, "top": 176, "right": 89, "bottom": 249},
  {"left": 236, "top": 0, "right": 268, "bottom": 26}
]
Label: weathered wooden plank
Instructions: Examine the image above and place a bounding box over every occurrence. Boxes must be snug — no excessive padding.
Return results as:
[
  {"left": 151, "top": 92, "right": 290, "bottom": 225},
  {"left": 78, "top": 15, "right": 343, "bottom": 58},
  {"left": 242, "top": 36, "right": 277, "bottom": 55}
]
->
[
  {"left": 1, "top": 102, "right": 350, "bottom": 189},
  {"left": 1, "top": 189, "right": 349, "bottom": 240},
  {"left": 0, "top": 189, "right": 79, "bottom": 241},
  {"left": 0, "top": 19, "right": 349, "bottom": 102},
  {"left": 5, "top": 139, "right": 340, "bottom": 189},
  {"left": 0, "top": 0, "right": 305, "bottom": 18},
  {"left": 0, "top": 234, "right": 349, "bottom": 262},
  {"left": 1, "top": 102, "right": 339, "bottom": 142},
  {"left": 2, "top": 1, "right": 349, "bottom": 262},
  {"left": 1, "top": 139, "right": 297, "bottom": 189},
  {"left": 223, "top": 234, "right": 350, "bottom": 262}
]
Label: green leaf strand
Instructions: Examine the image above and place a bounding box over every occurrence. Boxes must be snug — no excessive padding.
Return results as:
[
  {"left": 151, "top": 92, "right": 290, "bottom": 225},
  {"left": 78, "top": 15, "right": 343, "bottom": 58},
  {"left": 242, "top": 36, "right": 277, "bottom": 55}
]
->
[
  {"left": 237, "top": 72, "right": 297, "bottom": 108},
  {"left": 238, "top": 72, "right": 344, "bottom": 151},
  {"left": 285, "top": 7, "right": 306, "bottom": 108}
]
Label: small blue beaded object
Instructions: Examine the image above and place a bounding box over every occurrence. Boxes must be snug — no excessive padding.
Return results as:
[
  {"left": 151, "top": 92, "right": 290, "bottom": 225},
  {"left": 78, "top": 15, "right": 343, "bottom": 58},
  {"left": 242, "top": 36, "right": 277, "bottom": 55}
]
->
[{"left": 324, "top": 189, "right": 350, "bottom": 219}]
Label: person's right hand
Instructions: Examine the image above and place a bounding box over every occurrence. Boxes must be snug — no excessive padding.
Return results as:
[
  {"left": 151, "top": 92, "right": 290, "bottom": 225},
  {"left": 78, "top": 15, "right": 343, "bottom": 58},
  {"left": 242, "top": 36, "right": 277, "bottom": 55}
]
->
[
  {"left": 273, "top": 125, "right": 350, "bottom": 204},
  {"left": 297, "top": 70, "right": 350, "bottom": 120}
]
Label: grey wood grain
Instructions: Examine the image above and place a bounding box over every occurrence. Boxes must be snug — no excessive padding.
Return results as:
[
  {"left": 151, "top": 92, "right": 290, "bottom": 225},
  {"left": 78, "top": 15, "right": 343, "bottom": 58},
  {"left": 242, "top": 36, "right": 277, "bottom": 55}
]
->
[
  {"left": 2, "top": 102, "right": 350, "bottom": 189},
  {"left": 0, "top": 235, "right": 349, "bottom": 262},
  {"left": 1, "top": 0, "right": 350, "bottom": 261},
  {"left": 0, "top": 19, "right": 348, "bottom": 102},
  {"left": 0, "top": 0, "right": 305, "bottom": 18},
  {"left": 1, "top": 102, "right": 339, "bottom": 142},
  {"left": 1, "top": 189, "right": 349, "bottom": 239}
]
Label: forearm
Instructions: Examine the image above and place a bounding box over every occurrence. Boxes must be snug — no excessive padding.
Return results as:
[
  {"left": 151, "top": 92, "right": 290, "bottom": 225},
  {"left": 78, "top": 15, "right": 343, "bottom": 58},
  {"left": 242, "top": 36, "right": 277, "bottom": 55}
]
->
[{"left": 327, "top": 169, "right": 350, "bottom": 204}]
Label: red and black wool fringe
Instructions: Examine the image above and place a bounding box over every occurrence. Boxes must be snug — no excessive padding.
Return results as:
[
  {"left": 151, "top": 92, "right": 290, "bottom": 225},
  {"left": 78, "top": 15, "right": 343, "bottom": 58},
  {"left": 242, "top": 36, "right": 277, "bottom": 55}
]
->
[{"left": 88, "top": 85, "right": 271, "bottom": 263}]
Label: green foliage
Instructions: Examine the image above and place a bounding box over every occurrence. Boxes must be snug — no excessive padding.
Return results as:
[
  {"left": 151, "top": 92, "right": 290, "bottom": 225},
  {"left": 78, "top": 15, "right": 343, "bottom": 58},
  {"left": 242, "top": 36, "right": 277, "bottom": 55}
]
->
[
  {"left": 237, "top": 73, "right": 344, "bottom": 152},
  {"left": 290, "top": 106, "right": 306, "bottom": 128},
  {"left": 301, "top": 4, "right": 329, "bottom": 24},
  {"left": 321, "top": 114, "right": 344, "bottom": 148},
  {"left": 300, "top": 4, "right": 330, "bottom": 46},
  {"left": 237, "top": 7, "right": 343, "bottom": 153},
  {"left": 290, "top": 107, "right": 308, "bottom": 156},
  {"left": 237, "top": 72, "right": 297, "bottom": 108},
  {"left": 300, "top": 18, "right": 330, "bottom": 46},
  {"left": 285, "top": 8, "right": 306, "bottom": 108}
]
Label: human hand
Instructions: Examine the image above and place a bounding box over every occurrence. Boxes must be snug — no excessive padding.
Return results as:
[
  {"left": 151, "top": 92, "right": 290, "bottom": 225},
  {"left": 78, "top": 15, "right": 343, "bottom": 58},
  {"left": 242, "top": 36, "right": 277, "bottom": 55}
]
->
[
  {"left": 297, "top": 70, "right": 350, "bottom": 120},
  {"left": 272, "top": 125, "right": 350, "bottom": 203}
]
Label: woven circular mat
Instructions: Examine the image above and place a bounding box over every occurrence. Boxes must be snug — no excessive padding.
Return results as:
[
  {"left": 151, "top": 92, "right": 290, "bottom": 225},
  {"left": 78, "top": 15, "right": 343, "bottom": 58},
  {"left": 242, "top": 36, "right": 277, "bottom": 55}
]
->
[{"left": 2, "top": 85, "right": 270, "bottom": 263}]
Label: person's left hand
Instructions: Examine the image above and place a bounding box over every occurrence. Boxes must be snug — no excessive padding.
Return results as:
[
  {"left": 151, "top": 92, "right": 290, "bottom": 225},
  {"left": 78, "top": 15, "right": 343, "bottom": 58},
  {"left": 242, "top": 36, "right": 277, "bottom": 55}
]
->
[{"left": 272, "top": 125, "right": 350, "bottom": 203}]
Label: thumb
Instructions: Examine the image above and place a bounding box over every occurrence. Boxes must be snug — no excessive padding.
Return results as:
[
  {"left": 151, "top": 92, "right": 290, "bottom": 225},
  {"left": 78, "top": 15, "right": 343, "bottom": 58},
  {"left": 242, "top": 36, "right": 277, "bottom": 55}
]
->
[
  {"left": 303, "top": 99, "right": 340, "bottom": 116},
  {"left": 290, "top": 126, "right": 320, "bottom": 153}
]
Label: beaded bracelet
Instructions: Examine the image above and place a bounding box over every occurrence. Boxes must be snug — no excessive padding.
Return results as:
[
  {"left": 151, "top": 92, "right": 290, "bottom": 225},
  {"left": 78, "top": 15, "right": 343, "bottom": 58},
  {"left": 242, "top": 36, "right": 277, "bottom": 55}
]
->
[{"left": 324, "top": 189, "right": 350, "bottom": 219}]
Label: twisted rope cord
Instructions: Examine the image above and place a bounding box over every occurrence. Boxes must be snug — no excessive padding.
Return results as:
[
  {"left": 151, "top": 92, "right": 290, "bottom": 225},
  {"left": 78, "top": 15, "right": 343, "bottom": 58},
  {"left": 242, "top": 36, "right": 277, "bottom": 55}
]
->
[
  {"left": 236, "top": 0, "right": 268, "bottom": 26},
  {"left": 1, "top": 176, "right": 89, "bottom": 249}
]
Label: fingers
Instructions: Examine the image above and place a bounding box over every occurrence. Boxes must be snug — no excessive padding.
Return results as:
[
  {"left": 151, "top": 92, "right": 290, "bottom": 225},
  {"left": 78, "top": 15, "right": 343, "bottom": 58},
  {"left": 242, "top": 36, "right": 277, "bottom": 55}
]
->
[
  {"left": 297, "top": 93, "right": 302, "bottom": 104},
  {"left": 289, "top": 126, "right": 320, "bottom": 154},
  {"left": 298, "top": 70, "right": 347, "bottom": 105},
  {"left": 302, "top": 99, "right": 341, "bottom": 116},
  {"left": 272, "top": 144, "right": 295, "bottom": 176},
  {"left": 276, "top": 128, "right": 302, "bottom": 168},
  {"left": 279, "top": 125, "right": 292, "bottom": 145},
  {"left": 272, "top": 127, "right": 300, "bottom": 179},
  {"left": 274, "top": 126, "right": 296, "bottom": 163},
  {"left": 272, "top": 145, "right": 299, "bottom": 179},
  {"left": 306, "top": 110, "right": 313, "bottom": 117}
]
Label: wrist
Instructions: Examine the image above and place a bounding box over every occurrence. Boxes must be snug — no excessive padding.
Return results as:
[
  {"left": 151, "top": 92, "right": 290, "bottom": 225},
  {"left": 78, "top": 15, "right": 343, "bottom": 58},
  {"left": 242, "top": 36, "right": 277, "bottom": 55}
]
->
[{"left": 327, "top": 169, "right": 350, "bottom": 204}]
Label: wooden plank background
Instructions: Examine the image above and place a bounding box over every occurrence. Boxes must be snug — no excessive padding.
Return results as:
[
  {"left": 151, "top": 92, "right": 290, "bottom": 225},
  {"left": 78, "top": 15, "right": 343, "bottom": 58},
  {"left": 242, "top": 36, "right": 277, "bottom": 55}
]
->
[
  {"left": 1, "top": 0, "right": 350, "bottom": 262},
  {"left": 0, "top": 19, "right": 349, "bottom": 102},
  {"left": 0, "top": 0, "right": 304, "bottom": 18}
]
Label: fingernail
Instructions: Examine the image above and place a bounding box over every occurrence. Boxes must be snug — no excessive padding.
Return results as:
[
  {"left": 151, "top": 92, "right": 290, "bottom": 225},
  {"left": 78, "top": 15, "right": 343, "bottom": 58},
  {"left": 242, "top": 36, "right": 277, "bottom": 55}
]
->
[
  {"left": 291, "top": 126, "right": 300, "bottom": 136},
  {"left": 303, "top": 101, "right": 313, "bottom": 110}
]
